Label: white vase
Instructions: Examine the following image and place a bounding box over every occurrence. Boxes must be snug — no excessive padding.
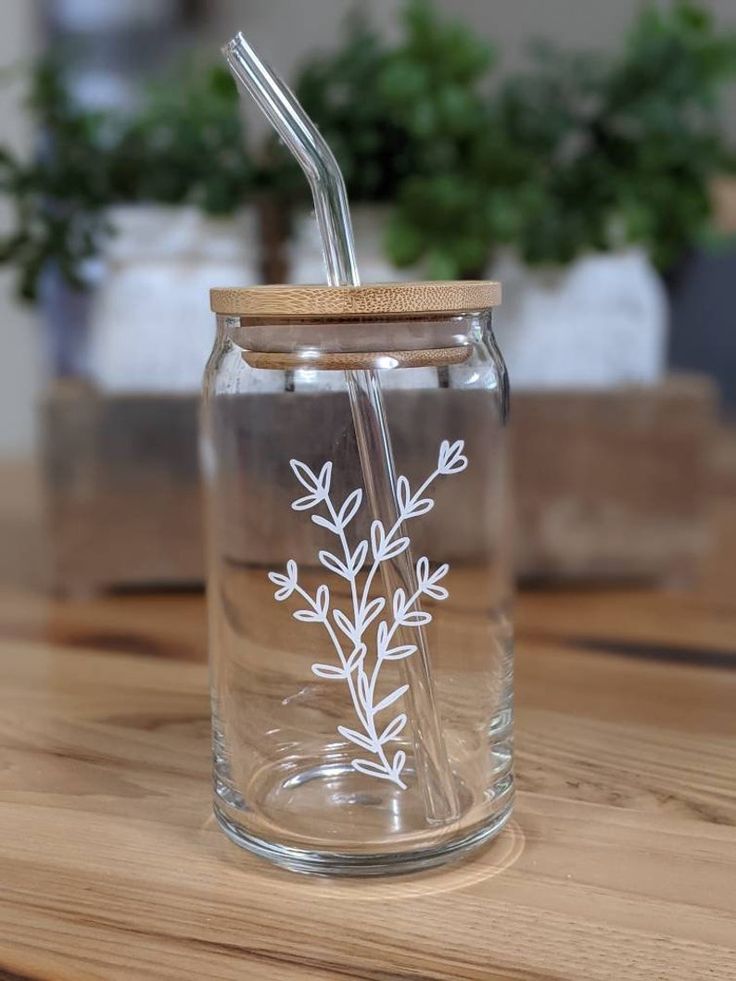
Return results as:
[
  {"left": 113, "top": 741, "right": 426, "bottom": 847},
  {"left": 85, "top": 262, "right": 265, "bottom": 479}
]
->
[
  {"left": 489, "top": 249, "right": 668, "bottom": 390},
  {"left": 88, "top": 204, "right": 259, "bottom": 393},
  {"left": 288, "top": 204, "right": 413, "bottom": 285}
]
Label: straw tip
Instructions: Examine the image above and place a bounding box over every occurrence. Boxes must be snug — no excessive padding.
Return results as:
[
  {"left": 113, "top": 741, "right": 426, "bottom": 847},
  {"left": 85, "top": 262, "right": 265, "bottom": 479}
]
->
[{"left": 221, "top": 31, "right": 245, "bottom": 56}]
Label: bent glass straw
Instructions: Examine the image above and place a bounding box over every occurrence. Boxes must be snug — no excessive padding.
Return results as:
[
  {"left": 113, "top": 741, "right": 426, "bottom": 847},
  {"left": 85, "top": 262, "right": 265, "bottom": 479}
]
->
[{"left": 223, "top": 32, "right": 459, "bottom": 823}]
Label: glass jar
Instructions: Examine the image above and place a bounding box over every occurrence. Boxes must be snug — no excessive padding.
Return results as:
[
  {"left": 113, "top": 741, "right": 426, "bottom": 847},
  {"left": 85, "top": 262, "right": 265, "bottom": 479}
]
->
[{"left": 202, "top": 281, "right": 513, "bottom": 875}]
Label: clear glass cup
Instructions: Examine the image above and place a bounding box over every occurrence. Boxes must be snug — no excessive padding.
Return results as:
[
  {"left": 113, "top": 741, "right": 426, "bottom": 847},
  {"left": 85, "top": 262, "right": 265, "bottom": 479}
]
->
[{"left": 202, "top": 282, "right": 513, "bottom": 875}]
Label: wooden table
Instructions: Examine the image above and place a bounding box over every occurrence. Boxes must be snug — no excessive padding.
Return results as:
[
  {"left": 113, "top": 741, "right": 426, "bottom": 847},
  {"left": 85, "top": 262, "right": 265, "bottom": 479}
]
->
[{"left": 0, "top": 458, "right": 735, "bottom": 980}]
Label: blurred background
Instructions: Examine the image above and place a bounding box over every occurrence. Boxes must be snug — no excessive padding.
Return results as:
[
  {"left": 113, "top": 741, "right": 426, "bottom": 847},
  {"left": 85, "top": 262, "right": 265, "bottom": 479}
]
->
[{"left": 1, "top": 0, "right": 736, "bottom": 596}]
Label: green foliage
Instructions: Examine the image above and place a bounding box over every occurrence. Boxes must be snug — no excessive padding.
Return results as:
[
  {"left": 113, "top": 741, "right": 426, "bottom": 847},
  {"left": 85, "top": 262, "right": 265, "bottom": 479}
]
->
[
  {"left": 0, "top": 59, "right": 113, "bottom": 299},
  {"left": 3, "top": 0, "right": 735, "bottom": 296},
  {"left": 379, "top": 0, "right": 497, "bottom": 277},
  {"left": 0, "top": 58, "right": 252, "bottom": 300},
  {"left": 379, "top": 0, "right": 493, "bottom": 145},
  {"left": 109, "top": 63, "right": 251, "bottom": 214},
  {"left": 290, "top": 0, "right": 494, "bottom": 236},
  {"left": 599, "top": 0, "right": 736, "bottom": 268},
  {"left": 293, "top": 10, "right": 416, "bottom": 203},
  {"left": 386, "top": 0, "right": 736, "bottom": 276}
]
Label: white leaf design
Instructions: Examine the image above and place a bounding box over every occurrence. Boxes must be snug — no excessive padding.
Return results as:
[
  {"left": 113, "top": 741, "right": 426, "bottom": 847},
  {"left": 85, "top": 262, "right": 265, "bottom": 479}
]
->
[
  {"left": 396, "top": 475, "right": 411, "bottom": 512},
  {"left": 312, "top": 663, "right": 345, "bottom": 679},
  {"left": 416, "top": 557, "right": 449, "bottom": 600},
  {"left": 382, "top": 536, "right": 410, "bottom": 561},
  {"left": 290, "top": 459, "right": 320, "bottom": 492},
  {"left": 424, "top": 583, "right": 448, "bottom": 600},
  {"left": 345, "top": 644, "right": 366, "bottom": 672},
  {"left": 357, "top": 669, "right": 371, "bottom": 711},
  {"left": 311, "top": 514, "right": 338, "bottom": 532},
  {"left": 382, "top": 644, "right": 416, "bottom": 661},
  {"left": 333, "top": 608, "right": 357, "bottom": 642},
  {"left": 315, "top": 584, "right": 329, "bottom": 618},
  {"left": 404, "top": 498, "right": 434, "bottom": 518},
  {"left": 373, "top": 684, "right": 409, "bottom": 715},
  {"left": 352, "top": 759, "right": 392, "bottom": 778},
  {"left": 370, "top": 520, "right": 386, "bottom": 561},
  {"left": 269, "top": 441, "right": 468, "bottom": 789},
  {"left": 392, "top": 588, "right": 406, "bottom": 621},
  {"left": 294, "top": 609, "right": 323, "bottom": 623},
  {"left": 370, "top": 521, "right": 409, "bottom": 563},
  {"left": 349, "top": 540, "right": 368, "bottom": 574},
  {"left": 318, "top": 461, "right": 333, "bottom": 494},
  {"left": 401, "top": 611, "right": 432, "bottom": 627},
  {"left": 377, "top": 620, "right": 389, "bottom": 653},
  {"left": 438, "top": 439, "right": 468, "bottom": 475},
  {"left": 379, "top": 713, "right": 407, "bottom": 744},
  {"left": 292, "top": 494, "right": 321, "bottom": 511},
  {"left": 337, "top": 725, "right": 375, "bottom": 751},
  {"left": 267, "top": 559, "right": 299, "bottom": 600},
  {"left": 338, "top": 489, "right": 363, "bottom": 529},
  {"left": 417, "top": 557, "right": 449, "bottom": 584},
  {"left": 290, "top": 459, "right": 331, "bottom": 507},
  {"left": 361, "top": 596, "right": 385, "bottom": 630},
  {"left": 318, "top": 550, "right": 351, "bottom": 579},
  {"left": 268, "top": 571, "right": 294, "bottom": 602}
]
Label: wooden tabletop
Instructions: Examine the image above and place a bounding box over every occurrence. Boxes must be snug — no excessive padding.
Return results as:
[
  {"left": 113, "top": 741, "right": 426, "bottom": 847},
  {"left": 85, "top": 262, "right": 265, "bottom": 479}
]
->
[{"left": 0, "top": 456, "right": 735, "bottom": 981}]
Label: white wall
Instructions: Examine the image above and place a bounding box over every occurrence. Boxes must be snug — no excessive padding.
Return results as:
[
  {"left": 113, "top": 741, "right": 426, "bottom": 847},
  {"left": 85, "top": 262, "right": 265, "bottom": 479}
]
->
[{"left": 0, "top": 0, "right": 42, "bottom": 458}]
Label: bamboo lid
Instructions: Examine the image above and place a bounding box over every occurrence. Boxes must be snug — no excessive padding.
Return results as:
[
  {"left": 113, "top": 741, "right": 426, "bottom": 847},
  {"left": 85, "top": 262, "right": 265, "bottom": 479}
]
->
[{"left": 210, "top": 281, "right": 501, "bottom": 318}]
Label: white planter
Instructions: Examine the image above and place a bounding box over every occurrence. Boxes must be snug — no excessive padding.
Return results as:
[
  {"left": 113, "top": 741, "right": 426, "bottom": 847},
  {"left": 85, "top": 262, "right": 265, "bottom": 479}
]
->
[
  {"left": 88, "top": 205, "right": 259, "bottom": 393},
  {"left": 288, "top": 204, "right": 413, "bottom": 285},
  {"left": 489, "top": 249, "right": 668, "bottom": 390}
]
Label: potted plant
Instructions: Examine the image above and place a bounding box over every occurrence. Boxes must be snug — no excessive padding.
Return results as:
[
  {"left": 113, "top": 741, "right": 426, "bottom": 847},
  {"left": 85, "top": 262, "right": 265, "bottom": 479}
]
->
[
  {"left": 0, "top": 58, "right": 116, "bottom": 374},
  {"left": 90, "top": 61, "right": 258, "bottom": 391},
  {"left": 1, "top": 58, "right": 257, "bottom": 391},
  {"left": 383, "top": 0, "right": 736, "bottom": 388},
  {"left": 379, "top": 0, "right": 496, "bottom": 282},
  {"left": 285, "top": 9, "right": 420, "bottom": 282}
]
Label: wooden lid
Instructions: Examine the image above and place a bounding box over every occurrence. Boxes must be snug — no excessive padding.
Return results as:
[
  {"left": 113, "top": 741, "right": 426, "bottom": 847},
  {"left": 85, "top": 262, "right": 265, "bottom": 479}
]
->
[{"left": 210, "top": 281, "right": 501, "bottom": 317}]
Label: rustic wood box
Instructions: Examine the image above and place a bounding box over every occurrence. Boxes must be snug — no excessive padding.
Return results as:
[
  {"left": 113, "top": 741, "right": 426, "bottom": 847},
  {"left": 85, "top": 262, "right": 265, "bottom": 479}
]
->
[
  {"left": 41, "top": 383, "right": 204, "bottom": 594},
  {"left": 510, "top": 375, "right": 718, "bottom": 582},
  {"left": 40, "top": 375, "right": 717, "bottom": 593}
]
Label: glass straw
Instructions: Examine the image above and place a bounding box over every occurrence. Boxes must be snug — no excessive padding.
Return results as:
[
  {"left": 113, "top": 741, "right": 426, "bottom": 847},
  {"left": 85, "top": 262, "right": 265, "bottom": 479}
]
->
[{"left": 223, "top": 32, "right": 459, "bottom": 823}]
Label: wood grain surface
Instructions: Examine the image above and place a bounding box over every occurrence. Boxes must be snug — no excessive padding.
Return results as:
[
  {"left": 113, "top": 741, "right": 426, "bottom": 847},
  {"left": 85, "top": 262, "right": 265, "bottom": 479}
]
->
[
  {"left": 209, "top": 280, "right": 501, "bottom": 317},
  {"left": 0, "top": 450, "right": 735, "bottom": 980}
]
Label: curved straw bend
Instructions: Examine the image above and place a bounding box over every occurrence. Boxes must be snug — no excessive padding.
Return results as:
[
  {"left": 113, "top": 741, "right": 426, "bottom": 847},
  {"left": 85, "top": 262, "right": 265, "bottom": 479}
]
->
[{"left": 223, "top": 33, "right": 358, "bottom": 288}]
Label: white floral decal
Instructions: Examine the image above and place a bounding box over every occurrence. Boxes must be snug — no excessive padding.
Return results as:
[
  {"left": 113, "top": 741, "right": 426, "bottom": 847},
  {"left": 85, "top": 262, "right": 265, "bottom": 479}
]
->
[{"left": 268, "top": 439, "right": 468, "bottom": 788}]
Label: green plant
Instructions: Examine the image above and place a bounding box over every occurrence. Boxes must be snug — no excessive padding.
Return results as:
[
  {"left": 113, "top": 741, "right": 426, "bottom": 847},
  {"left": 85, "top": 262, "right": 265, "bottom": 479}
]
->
[
  {"left": 109, "top": 62, "right": 251, "bottom": 214},
  {"left": 0, "top": 58, "right": 253, "bottom": 300},
  {"left": 496, "top": 2, "right": 736, "bottom": 269},
  {"left": 379, "top": 0, "right": 498, "bottom": 278},
  {"left": 292, "top": 10, "right": 416, "bottom": 204},
  {"left": 0, "top": 59, "right": 113, "bottom": 299},
  {"left": 385, "top": 0, "right": 736, "bottom": 277},
  {"left": 599, "top": 0, "right": 736, "bottom": 268}
]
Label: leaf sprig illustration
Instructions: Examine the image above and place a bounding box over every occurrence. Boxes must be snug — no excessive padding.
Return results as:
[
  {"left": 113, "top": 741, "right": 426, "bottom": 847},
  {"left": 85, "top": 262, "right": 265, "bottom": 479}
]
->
[{"left": 268, "top": 439, "right": 468, "bottom": 788}]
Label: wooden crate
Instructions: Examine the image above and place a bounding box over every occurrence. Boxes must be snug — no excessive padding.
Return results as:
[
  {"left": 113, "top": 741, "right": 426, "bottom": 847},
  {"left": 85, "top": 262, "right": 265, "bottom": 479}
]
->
[
  {"left": 40, "top": 375, "right": 717, "bottom": 593},
  {"left": 510, "top": 375, "right": 718, "bottom": 582},
  {"left": 41, "top": 383, "right": 203, "bottom": 594}
]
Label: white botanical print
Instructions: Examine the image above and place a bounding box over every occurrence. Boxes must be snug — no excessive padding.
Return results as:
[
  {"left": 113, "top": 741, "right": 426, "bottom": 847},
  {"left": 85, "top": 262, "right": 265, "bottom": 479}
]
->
[{"left": 268, "top": 440, "right": 468, "bottom": 788}]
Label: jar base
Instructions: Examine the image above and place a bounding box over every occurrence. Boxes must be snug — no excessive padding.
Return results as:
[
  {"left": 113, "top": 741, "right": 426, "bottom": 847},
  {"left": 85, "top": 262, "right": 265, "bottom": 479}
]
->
[{"left": 213, "top": 798, "right": 514, "bottom": 877}]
